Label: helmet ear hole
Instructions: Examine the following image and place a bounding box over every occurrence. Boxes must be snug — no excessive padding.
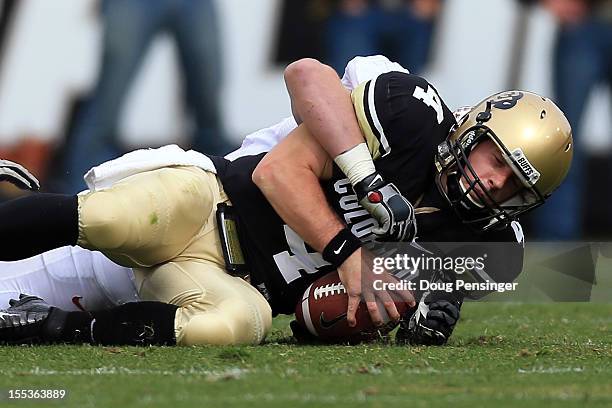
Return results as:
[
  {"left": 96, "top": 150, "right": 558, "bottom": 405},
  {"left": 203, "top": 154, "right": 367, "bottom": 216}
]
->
[
  {"left": 540, "top": 110, "right": 546, "bottom": 119},
  {"left": 564, "top": 143, "right": 572, "bottom": 152}
]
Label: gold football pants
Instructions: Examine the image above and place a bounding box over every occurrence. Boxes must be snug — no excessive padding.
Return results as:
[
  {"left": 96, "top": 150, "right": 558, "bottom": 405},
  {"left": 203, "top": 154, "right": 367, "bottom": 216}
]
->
[{"left": 76, "top": 166, "right": 272, "bottom": 345}]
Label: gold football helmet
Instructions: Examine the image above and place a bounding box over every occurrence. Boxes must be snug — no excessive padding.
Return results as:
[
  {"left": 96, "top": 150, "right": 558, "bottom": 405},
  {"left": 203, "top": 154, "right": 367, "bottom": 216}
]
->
[{"left": 435, "top": 90, "right": 573, "bottom": 231}]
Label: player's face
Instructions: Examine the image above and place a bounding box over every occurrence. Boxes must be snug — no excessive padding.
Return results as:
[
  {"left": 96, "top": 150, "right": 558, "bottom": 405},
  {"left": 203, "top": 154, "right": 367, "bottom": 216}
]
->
[{"left": 462, "top": 139, "right": 523, "bottom": 206}]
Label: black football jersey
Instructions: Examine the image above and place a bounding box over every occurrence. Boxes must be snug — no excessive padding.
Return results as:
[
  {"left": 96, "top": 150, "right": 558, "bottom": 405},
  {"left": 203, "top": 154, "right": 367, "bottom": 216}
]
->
[{"left": 211, "top": 72, "right": 524, "bottom": 315}]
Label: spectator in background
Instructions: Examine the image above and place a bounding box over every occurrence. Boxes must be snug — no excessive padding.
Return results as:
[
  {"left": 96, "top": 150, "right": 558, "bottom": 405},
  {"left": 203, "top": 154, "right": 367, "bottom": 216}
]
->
[
  {"left": 324, "top": 0, "right": 443, "bottom": 74},
  {"left": 532, "top": 0, "right": 612, "bottom": 239},
  {"left": 63, "top": 0, "right": 229, "bottom": 194}
]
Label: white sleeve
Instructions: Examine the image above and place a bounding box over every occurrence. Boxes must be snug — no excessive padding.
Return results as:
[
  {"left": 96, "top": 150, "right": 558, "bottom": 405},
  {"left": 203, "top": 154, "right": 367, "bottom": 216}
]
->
[
  {"left": 340, "top": 55, "right": 410, "bottom": 91},
  {"left": 224, "top": 116, "right": 298, "bottom": 161}
]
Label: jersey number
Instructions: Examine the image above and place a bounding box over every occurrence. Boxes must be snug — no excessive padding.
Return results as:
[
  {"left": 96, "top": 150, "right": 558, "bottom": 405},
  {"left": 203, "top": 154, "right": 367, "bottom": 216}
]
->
[
  {"left": 273, "top": 225, "right": 331, "bottom": 284},
  {"left": 413, "top": 85, "right": 444, "bottom": 124}
]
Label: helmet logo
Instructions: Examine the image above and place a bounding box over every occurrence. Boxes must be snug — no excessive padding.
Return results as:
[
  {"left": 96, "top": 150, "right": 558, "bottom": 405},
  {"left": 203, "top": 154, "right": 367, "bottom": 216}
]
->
[
  {"left": 490, "top": 91, "right": 524, "bottom": 110},
  {"left": 511, "top": 148, "right": 540, "bottom": 186}
]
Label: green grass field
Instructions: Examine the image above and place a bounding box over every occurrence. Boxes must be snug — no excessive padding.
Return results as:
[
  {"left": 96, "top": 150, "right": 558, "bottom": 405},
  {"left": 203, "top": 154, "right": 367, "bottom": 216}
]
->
[{"left": 0, "top": 303, "right": 610, "bottom": 408}]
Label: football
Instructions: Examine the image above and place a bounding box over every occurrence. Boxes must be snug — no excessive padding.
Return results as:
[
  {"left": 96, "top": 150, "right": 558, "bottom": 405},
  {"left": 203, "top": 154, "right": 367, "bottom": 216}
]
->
[{"left": 294, "top": 271, "right": 412, "bottom": 342}]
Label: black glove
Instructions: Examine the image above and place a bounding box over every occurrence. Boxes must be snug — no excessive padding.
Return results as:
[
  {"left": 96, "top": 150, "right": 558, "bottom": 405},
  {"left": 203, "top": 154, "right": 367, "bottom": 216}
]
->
[
  {"left": 354, "top": 172, "right": 416, "bottom": 241},
  {"left": 396, "top": 298, "right": 461, "bottom": 346},
  {"left": 0, "top": 159, "right": 40, "bottom": 191}
]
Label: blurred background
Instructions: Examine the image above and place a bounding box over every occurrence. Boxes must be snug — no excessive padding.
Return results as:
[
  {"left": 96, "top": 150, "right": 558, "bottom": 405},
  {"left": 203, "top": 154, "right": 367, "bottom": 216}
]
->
[{"left": 0, "top": 0, "right": 610, "bottom": 241}]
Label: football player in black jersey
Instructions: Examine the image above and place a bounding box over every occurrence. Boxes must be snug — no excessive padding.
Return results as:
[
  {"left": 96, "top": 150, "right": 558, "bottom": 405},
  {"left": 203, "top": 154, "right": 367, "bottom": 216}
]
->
[
  {"left": 0, "top": 56, "right": 572, "bottom": 347},
  {"left": 267, "top": 58, "right": 572, "bottom": 344}
]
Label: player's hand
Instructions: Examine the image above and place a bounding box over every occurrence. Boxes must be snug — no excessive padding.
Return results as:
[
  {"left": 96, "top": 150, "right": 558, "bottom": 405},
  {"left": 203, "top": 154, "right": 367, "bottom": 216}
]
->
[
  {"left": 354, "top": 172, "right": 416, "bottom": 241},
  {"left": 396, "top": 298, "right": 461, "bottom": 346},
  {"left": 0, "top": 159, "right": 40, "bottom": 191},
  {"left": 337, "top": 247, "right": 415, "bottom": 328}
]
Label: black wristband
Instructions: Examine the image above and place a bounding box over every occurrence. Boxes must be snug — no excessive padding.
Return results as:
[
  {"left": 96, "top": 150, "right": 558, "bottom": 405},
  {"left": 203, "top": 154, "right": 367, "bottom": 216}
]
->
[{"left": 322, "top": 228, "right": 361, "bottom": 268}]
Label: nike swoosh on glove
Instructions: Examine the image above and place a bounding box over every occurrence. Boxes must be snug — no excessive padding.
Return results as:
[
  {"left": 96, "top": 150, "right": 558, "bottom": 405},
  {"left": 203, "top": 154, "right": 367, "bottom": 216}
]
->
[
  {"left": 0, "top": 159, "right": 40, "bottom": 191},
  {"left": 354, "top": 172, "right": 416, "bottom": 241}
]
